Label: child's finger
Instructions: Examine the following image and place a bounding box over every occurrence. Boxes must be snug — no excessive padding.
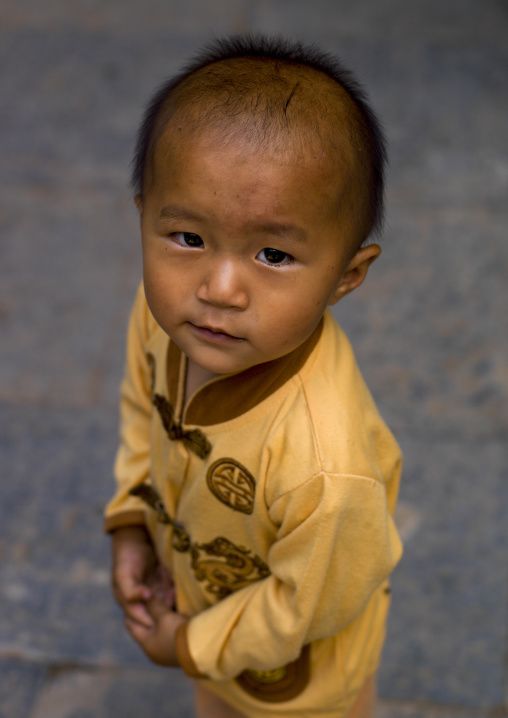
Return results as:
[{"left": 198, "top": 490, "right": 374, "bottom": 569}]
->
[
  {"left": 125, "top": 581, "right": 152, "bottom": 602},
  {"left": 124, "top": 600, "right": 155, "bottom": 629},
  {"left": 146, "top": 566, "right": 175, "bottom": 608},
  {"left": 125, "top": 615, "right": 152, "bottom": 643},
  {"left": 146, "top": 593, "right": 172, "bottom": 621},
  {"left": 114, "top": 573, "right": 151, "bottom": 604}
]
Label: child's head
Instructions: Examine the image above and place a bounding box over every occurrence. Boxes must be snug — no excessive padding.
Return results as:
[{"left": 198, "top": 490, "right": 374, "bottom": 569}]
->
[{"left": 133, "top": 35, "right": 387, "bottom": 376}]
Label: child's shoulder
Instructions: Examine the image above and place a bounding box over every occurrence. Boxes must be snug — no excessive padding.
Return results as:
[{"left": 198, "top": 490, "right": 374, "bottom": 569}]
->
[
  {"left": 267, "top": 311, "right": 400, "bottom": 487},
  {"left": 293, "top": 310, "right": 377, "bottom": 425}
]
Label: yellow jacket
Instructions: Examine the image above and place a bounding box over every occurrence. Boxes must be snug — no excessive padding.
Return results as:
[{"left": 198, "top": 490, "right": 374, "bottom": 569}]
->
[{"left": 105, "top": 284, "right": 403, "bottom": 717}]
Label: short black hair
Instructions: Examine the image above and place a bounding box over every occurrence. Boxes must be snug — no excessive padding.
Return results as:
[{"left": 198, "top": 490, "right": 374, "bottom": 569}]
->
[{"left": 131, "top": 34, "right": 387, "bottom": 241}]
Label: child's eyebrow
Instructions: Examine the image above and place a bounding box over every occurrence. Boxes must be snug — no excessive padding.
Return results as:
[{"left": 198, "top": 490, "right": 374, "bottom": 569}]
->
[
  {"left": 159, "top": 205, "right": 204, "bottom": 222},
  {"left": 159, "top": 205, "right": 308, "bottom": 243},
  {"left": 251, "top": 222, "right": 308, "bottom": 243}
]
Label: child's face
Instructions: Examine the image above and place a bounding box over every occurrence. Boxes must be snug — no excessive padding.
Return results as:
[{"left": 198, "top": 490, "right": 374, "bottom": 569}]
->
[{"left": 138, "top": 129, "right": 379, "bottom": 376}]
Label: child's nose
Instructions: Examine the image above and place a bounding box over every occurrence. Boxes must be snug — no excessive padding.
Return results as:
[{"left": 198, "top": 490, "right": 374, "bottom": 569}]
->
[{"left": 196, "top": 257, "right": 248, "bottom": 310}]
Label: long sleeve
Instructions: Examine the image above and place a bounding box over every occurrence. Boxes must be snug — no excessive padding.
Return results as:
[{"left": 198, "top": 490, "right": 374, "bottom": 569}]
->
[
  {"left": 104, "top": 284, "right": 154, "bottom": 532},
  {"left": 179, "top": 467, "right": 402, "bottom": 681}
]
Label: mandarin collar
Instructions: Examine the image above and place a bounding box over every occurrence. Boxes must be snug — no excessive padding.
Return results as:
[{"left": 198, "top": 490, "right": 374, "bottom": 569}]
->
[{"left": 164, "top": 319, "right": 324, "bottom": 427}]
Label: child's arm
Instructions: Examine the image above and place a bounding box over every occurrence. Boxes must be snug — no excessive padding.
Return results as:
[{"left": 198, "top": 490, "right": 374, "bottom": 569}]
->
[
  {"left": 174, "top": 470, "right": 402, "bottom": 683},
  {"left": 105, "top": 288, "right": 189, "bottom": 663},
  {"left": 104, "top": 285, "right": 156, "bottom": 533}
]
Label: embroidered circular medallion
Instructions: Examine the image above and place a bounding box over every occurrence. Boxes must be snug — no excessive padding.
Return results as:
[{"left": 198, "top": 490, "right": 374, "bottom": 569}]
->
[{"left": 206, "top": 459, "right": 255, "bottom": 514}]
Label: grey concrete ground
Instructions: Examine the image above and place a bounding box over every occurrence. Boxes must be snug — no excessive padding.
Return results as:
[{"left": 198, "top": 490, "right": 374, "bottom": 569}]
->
[{"left": 1, "top": 1, "right": 507, "bottom": 716}]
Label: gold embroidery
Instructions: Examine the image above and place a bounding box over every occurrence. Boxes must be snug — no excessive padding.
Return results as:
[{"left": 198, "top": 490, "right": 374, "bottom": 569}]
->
[
  {"left": 206, "top": 459, "right": 255, "bottom": 514},
  {"left": 129, "top": 486, "right": 269, "bottom": 598},
  {"left": 244, "top": 667, "right": 287, "bottom": 683},
  {"left": 129, "top": 483, "right": 171, "bottom": 524},
  {"left": 129, "top": 484, "right": 191, "bottom": 551},
  {"left": 236, "top": 645, "right": 311, "bottom": 703},
  {"left": 146, "top": 352, "right": 156, "bottom": 395},
  {"left": 153, "top": 393, "right": 211, "bottom": 458},
  {"left": 190, "top": 537, "right": 270, "bottom": 599}
]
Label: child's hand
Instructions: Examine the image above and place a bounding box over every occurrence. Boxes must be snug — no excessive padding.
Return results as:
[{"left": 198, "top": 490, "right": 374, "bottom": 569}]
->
[
  {"left": 125, "top": 590, "right": 186, "bottom": 667},
  {"left": 146, "top": 564, "right": 176, "bottom": 610},
  {"left": 111, "top": 525, "right": 162, "bottom": 629},
  {"left": 111, "top": 526, "right": 185, "bottom": 666}
]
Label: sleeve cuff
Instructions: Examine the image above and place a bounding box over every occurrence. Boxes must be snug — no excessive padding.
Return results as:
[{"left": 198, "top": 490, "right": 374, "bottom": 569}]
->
[
  {"left": 175, "top": 621, "right": 207, "bottom": 678},
  {"left": 103, "top": 510, "right": 147, "bottom": 534}
]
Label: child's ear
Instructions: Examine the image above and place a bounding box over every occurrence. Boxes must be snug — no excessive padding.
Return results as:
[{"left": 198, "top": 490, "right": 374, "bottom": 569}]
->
[
  {"left": 134, "top": 194, "right": 143, "bottom": 214},
  {"left": 328, "top": 244, "right": 381, "bottom": 306}
]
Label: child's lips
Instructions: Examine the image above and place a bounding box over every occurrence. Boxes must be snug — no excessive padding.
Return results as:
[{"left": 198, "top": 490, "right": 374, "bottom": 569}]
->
[{"left": 188, "top": 322, "right": 244, "bottom": 343}]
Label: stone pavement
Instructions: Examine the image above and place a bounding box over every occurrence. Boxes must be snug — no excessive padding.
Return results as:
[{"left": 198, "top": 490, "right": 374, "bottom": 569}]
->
[{"left": 1, "top": 1, "right": 507, "bottom": 716}]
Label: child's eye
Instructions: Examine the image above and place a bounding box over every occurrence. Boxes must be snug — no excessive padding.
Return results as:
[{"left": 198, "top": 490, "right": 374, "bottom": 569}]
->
[
  {"left": 173, "top": 232, "right": 204, "bottom": 248},
  {"left": 257, "top": 247, "right": 292, "bottom": 265}
]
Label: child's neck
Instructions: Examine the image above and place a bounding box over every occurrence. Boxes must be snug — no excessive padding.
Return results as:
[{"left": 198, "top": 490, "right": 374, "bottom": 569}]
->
[{"left": 185, "top": 358, "right": 219, "bottom": 402}]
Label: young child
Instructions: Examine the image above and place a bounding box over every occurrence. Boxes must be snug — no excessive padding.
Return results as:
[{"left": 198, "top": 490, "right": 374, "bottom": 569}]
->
[{"left": 105, "top": 35, "right": 403, "bottom": 718}]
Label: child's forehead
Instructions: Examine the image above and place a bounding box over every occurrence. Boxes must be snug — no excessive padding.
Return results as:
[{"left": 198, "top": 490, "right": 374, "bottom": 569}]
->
[
  {"left": 151, "top": 118, "right": 344, "bottom": 204},
  {"left": 152, "top": 119, "right": 332, "bottom": 168}
]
